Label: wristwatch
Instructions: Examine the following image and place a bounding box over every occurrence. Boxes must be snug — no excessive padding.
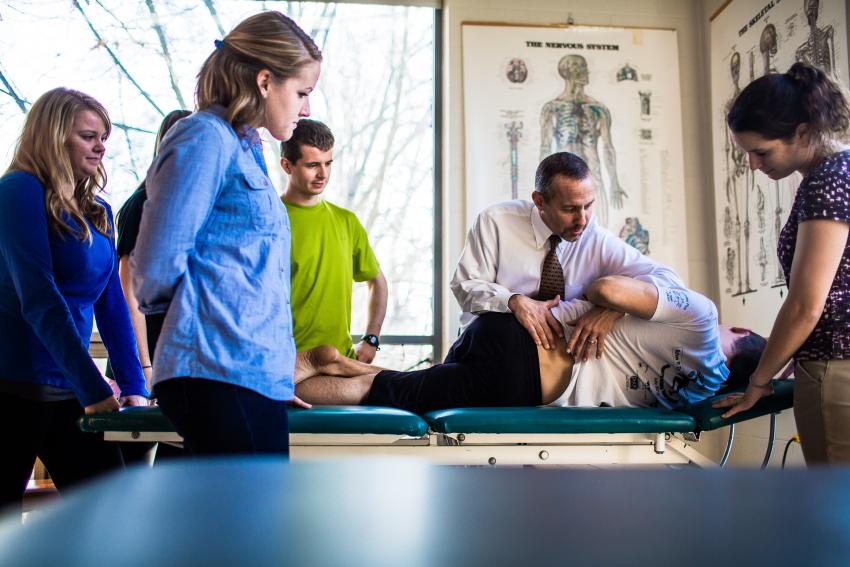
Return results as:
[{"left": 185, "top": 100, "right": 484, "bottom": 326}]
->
[{"left": 360, "top": 334, "right": 380, "bottom": 350}]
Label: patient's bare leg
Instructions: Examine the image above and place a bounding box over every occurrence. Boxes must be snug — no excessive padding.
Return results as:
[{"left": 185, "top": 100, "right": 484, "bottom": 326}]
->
[
  {"left": 296, "top": 373, "right": 377, "bottom": 405},
  {"left": 295, "top": 346, "right": 384, "bottom": 384}
]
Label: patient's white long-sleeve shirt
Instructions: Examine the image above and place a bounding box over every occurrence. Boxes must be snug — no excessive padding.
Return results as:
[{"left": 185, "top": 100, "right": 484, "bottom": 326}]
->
[{"left": 548, "top": 286, "right": 729, "bottom": 409}]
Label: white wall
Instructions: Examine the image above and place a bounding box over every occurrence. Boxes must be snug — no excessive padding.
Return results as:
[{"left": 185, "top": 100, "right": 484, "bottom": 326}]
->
[
  {"left": 440, "top": 0, "right": 719, "bottom": 349},
  {"left": 439, "top": 0, "right": 804, "bottom": 466},
  {"left": 696, "top": 0, "right": 804, "bottom": 468}
]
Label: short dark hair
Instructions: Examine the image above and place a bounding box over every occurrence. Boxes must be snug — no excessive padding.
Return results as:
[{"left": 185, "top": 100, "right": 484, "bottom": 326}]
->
[
  {"left": 724, "top": 332, "right": 767, "bottom": 390},
  {"left": 534, "top": 152, "right": 591, "bottom": 201},
  {"left": 726, "top": 62, "right": 850, "bottom": 151},
  {"left": 154, "top": 110, "right": 191, "bottom": 157},
  {"left": 138, "top": 109, "right": 191, "bottom": 192},
  {"left": 281, "top": 119, "right": 334, "bottom": 163}
]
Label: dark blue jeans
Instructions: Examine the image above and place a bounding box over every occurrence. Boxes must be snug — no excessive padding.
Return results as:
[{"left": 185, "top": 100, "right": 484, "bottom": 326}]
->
[{"left": 155, "top": 378, "right": 289, "bottom": 457}]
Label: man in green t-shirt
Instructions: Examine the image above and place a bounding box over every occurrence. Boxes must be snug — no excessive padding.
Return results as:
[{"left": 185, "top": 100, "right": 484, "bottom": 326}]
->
[{"left": 281, "top": 119, "right": 388, "bottom": 363}]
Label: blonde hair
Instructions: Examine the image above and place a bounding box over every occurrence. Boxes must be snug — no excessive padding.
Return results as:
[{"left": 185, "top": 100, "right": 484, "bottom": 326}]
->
[
  {"left": 7, "top": 87, "right": 112, "bottom": 242},
  {"left": 196, "top": 11, "right": 322, "bottom": 132}
]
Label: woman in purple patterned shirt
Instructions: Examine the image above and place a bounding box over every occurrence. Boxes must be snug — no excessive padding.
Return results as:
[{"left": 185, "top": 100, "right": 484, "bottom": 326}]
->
[{"left": 716, "top": 62, "right": 850, "bottom": 464}]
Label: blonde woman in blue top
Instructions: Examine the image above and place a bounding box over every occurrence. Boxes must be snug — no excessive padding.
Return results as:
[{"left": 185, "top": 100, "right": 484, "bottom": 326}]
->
[
  {"left": 132, "top": 12, "right": 321, "bottom": 456},
  {"left": 0, "top": 88, "right": 148, "bottom": 511}
]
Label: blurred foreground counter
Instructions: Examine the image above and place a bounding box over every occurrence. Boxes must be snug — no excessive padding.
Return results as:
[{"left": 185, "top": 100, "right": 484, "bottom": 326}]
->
[{"left": 0, "top": 458, "right": 847, "bottom": 566}]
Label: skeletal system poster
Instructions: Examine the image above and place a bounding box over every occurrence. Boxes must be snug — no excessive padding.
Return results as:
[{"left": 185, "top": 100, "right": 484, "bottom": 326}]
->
[
  {"left": 462, "top": 23, "right": 687, "bottom": 279},
  {"left": 710, "top": 0, "right": 848, "bottom": 333}
]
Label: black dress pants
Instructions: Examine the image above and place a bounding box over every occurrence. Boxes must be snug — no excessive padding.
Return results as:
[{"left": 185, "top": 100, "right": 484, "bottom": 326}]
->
[
  {"left": 0, "top": 393, "right": 123, "bottom": 513},
  {"left": 365, "top": 313, "right": 542, "bottom": 413}
]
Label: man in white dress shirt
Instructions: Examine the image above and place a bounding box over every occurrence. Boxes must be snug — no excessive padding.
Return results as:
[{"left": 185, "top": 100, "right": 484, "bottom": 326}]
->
[{"left": 450, "top": 152, "right": 683, "bottom": 359}]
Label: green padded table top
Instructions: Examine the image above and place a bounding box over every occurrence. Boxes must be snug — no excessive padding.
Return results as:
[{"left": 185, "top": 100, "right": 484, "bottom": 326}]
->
[
  {"left": 682, "top": 379, "right": 794, "bottom": 432},
  {"left": 79, "top": 405, "right": 429, "bottom": 437},
  {"left": 425, "top": 380, "right": 795, "bottom": 434},
  {"left": 424, "top": 406, "right": 697, "bottom": 434},
  {"left": 288, "top": 406, "right": 428, "bottom": 436},
  {"left": 77, "top": 381, "right": 794, "bottom": 438},
  {"left": 79, "top": 406, "right": 176, "bottom": 433}
]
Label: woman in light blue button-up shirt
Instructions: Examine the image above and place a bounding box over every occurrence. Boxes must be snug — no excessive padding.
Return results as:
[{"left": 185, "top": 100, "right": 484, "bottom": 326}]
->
[{"left": 131, "top": 12, "right": 321, "bottom": 456}]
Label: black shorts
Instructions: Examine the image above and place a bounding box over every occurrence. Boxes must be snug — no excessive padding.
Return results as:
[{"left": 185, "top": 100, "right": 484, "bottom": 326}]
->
[{"left": 364, "top": 313, "right": 542, "bottom": 413}]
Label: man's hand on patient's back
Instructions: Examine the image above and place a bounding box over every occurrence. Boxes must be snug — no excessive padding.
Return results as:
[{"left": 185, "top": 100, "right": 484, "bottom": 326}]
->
[
  {"left": 508, "top": 294, "right": 563, "bottom": 350},
  {"left": 567, "top": 306, "right": 624, "bottom": 361}
]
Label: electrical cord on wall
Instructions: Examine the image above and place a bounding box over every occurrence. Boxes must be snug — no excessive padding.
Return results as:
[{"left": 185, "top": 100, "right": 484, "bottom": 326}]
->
[{"left": 781, "top": 435, "right": 801, "bottom": 468}]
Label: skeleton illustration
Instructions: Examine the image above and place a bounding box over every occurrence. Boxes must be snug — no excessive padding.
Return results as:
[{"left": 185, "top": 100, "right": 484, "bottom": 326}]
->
[
  {"left": 723, "top": 205, "right": 733, "bottom": 246},
  {"left": 795, "top": 0, "right": 836, "bottom": 76},
  {"left": 760, "top": 24, "right": 778, "bottom": 75},
  {"left": 723, "top": 51, "right": 757, "bottom": 299},
  {"left": 505, "top": 121, "right": 522, "bottom": 199},
  {"left": 638, "top": 91, "right": 652, "bottom": 118},
  {"left": 725, "top": 247, "right": 736, "bottom": 293},
  {"left": 773, "top": 185, "right": 786, "bottom": 287},
  {"left": 758, "top": 236, "right": 768, "bottom": 283},
  {"left": 748, "top": 49, "right": 756, "bottom": 82}
]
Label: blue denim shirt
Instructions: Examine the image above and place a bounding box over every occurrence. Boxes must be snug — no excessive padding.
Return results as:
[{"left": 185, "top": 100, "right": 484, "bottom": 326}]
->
[{"left": 132, "top": 107, "right": 295, "bottom": 401}]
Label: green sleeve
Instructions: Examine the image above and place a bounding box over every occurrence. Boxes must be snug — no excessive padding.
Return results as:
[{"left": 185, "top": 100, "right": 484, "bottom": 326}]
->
[{"left": 350, "top": 214, "right": 380, "bottom": 282}]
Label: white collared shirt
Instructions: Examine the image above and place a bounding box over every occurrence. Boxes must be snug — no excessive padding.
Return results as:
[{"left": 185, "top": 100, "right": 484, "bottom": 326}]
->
[{"left": 450, "top": 200, "right": 683, "bottom": 329}]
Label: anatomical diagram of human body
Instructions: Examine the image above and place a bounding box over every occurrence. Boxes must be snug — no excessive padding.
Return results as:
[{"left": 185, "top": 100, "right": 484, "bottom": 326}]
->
[
  {"left": 539, "top": 54, "right": 627, "bottom": 227},
  {"left": 795, "top": 0, "right": 835, "bottom": 77},
  {"left": 723, "top": 51, "right": 756, "bottom": 299}
]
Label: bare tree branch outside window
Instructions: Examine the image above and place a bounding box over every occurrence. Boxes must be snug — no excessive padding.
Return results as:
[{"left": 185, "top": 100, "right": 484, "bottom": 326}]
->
[
  {"left": 73, "top": 0, "right": 164, "bottom": 116},
  {"left": 0, "top": 66, "right": 27, "bottom": 113},
  {"left": 0, "top": 1, "right": 436, "bottom": 368},
  {"left": 144, "top": 0, "right": 188, "bottom": 109}
]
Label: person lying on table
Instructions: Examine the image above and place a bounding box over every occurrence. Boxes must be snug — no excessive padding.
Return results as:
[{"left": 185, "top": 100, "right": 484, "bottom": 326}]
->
[{"left": 294, "top": 276, "right": 767, "bottom": 413}]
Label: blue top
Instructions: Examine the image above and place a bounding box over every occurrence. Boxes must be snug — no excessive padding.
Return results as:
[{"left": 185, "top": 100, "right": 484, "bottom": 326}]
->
[
  {"left": 0, "top": 171, "right": 148, "bottom": 406},
  {"left": 132, "top": 106, "right": 296, "bottom": 401}
]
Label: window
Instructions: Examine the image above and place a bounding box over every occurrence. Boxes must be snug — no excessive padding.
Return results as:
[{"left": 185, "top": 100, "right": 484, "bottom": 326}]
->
[{"left": 0, "top": 1, "right": 439, "bottom": 368}]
